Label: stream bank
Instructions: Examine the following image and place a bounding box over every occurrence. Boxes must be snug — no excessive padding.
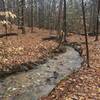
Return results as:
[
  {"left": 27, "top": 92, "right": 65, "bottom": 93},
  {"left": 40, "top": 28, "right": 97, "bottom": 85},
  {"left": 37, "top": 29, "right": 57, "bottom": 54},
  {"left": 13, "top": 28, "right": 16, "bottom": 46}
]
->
[{"left": 0, "top": 46, "right": 83, "bottom": 100}]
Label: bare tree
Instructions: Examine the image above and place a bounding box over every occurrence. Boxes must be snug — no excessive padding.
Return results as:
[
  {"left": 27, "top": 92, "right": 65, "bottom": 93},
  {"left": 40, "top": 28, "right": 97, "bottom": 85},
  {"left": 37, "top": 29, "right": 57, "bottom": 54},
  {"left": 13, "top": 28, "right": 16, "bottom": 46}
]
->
[
  {"left": 30, "top": 0, "right": 34, "bottom": 33},
  {"left": 57, "top": 0, "right": 63, "bottom": 39},
  {"left": 21, "top": 0, "right": 25, "bottom": 34},
  {"left": 95, "top": 0, "right": 100, "bottom": 41},
  {"left": 17, "top": 0, "right": 25, "bottom": 34},
  {"left": 63, "top": 0, "right": 67, "bottom": 42},
  {"left": 4, "top": 0, "right": 8, "bottom": 36},
  {"left": 82, "top": 0, "right": 90, "bottom": 67}
]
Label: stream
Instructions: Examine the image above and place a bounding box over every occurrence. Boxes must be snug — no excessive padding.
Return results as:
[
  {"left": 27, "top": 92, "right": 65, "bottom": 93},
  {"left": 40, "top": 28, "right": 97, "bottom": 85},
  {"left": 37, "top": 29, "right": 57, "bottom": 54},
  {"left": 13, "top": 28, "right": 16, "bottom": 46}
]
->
[{"left": 0, "top": 46, "right": 83, "bottom": 100}]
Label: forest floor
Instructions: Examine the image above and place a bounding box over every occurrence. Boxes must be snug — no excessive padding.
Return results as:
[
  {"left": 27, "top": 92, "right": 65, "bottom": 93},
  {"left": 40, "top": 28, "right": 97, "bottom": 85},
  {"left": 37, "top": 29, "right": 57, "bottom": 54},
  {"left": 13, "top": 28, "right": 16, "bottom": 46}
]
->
[
  {"left": 0, "top": 25, "right": 100, "bottom": 99},
  {"left": 41, "top": 34, "right": 100, "bottom": 100},
  {"left": 0, "top": 26, "right": 58, "bottom": 73}
]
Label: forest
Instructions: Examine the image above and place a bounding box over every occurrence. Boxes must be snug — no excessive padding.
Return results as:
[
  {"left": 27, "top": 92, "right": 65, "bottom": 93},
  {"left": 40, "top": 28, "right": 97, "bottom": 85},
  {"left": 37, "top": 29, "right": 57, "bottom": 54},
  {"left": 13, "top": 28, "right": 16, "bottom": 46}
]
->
[{"left": 0, "top": 0, "right": 100, "bottom": 100}]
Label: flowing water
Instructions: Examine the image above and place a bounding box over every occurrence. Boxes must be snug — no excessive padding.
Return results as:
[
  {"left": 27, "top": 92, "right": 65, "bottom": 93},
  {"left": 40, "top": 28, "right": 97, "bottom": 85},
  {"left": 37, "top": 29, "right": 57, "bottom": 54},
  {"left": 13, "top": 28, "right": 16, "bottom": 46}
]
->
[{"left": 0, "top": 46, "right": 83, "bottom": 100}]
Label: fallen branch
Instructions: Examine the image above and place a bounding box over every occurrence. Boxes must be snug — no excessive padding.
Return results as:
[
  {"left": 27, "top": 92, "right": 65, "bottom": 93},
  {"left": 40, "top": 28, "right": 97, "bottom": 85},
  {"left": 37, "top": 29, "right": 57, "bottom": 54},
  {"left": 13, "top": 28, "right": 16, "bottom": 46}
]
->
[{"left": 0, "top": 32, "right": 18, "bottom": 38}]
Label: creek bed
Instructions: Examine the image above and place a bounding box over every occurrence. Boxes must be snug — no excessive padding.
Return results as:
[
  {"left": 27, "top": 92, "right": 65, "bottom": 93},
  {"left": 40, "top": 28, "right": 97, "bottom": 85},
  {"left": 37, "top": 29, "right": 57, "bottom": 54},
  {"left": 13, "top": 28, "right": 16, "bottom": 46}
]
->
[{"left": 0, "top": 46, "right": 83, "bottom": 100}]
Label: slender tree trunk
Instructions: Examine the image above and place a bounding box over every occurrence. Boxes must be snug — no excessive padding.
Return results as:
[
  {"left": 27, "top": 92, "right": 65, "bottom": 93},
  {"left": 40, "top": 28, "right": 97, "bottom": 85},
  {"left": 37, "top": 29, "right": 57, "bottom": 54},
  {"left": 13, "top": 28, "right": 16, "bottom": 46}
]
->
[
  {"left": 57, "top": 0, "right": 63, "bottom": 39},
  {"left": 88, "top": 4, "right": 93, "bottom": 32},
  {"left": 31, "top": 0, "right": 34, "bottom": 33},
  {"left": 3, "top": 0, "right": 8, "bottom": 39},
  {"left": 17, "top": 0, "right": 25, "bottom": 34},
  {"left": 17, "top": 0, "right": 20, "bottom": 29},
  {"left": 21, "top": 0, "right": 25, "bottom": 34},
  {"left": 95, "top": 0, "right": 100, "bottom": 41},
  {"left": 38, "top": 0, "right": 45, "bottom": 29},
  {"left": 50, "top": 0, "right": 56, "bottom": 33},
  {"left": 92, "top": 0, "right": 97, "bottom": 34},
  {"left": 63, "top": 0, "right": 67, "bottom": 42},
  {"left": 56, "top": 0, "right": 63, "bottom": 49},
  {"left": 82, "top": 0, "right": 90, "bottom": 67},
  {"left": 34, "top": 0, "right": 38, "bottom": 27}
]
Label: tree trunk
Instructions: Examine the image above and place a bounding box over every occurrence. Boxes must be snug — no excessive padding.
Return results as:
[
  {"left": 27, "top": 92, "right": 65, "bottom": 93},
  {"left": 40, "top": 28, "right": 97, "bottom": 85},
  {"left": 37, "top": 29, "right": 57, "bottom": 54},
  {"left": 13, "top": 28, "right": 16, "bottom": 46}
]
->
[
  {"left": 95, "top": 0, "right": 100, "bottom": 41},
  {"left": 21, "top": 0, "right": 25, "bottom": 34},
  {"left": 3, "top": 0, "right": 8, "bottom": 38},
  {"left": 31, "top": 0, "right": 34, "bottom": 33},
  {"left": 17, "top": 0, "right": 25, "bottom": 34},
  {"left": 57, "top": 0, "right": 63, "bottom": 39},
  {"left": 82, "top": 0, "right": 90, "bottom": 67},
  {"left": 63, "top": 0, "right": 67, "bottom": 42}
]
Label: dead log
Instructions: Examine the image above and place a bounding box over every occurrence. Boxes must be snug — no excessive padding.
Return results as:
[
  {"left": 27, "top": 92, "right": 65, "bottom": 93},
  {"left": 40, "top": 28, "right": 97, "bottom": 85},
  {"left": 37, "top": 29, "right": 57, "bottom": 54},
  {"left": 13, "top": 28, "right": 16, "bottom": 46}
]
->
[
  {"left": 42, "top": 35, "right": 58, "bottom": 41},
  {"left": 0, "top": 32, "right": 18, "bottom": 38}
]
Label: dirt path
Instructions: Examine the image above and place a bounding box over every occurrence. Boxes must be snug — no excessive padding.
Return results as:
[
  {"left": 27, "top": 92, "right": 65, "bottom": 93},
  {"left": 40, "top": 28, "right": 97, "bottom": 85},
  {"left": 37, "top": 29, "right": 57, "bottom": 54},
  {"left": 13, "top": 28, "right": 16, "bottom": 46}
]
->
[{"left": 42, "top": 34, "right": 100, "bottom": 100}]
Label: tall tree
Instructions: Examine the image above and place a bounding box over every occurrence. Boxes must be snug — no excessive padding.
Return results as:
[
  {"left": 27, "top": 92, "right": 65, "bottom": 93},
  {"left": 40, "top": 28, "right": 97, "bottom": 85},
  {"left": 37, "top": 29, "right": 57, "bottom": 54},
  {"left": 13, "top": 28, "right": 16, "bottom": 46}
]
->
[
  {"left": 21, "top": 0, "right": 25, "bottom": 34},
  {"left": 95, "top": 0, "right": 100, "bottom": 41},
  {"left": 63, "top": 0, "right": 67, "bottom": 42},
  {"left": 17, "top": 0, "right": 25, "bottom": 34},
  {"left": 57, "top": 0, "right": 63, "bottom": 39},
  {"left": 30, "top": 0, "right": 34, "bottom": 33},
  {"left": 82, "top": 0, "right": 90, "bottom": 67},
  {"left": 3, "top": 0, "right": 8, "bottom": 36},
  {"left": 38, "top": 0, "right": 45, "bottom": 29}
]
